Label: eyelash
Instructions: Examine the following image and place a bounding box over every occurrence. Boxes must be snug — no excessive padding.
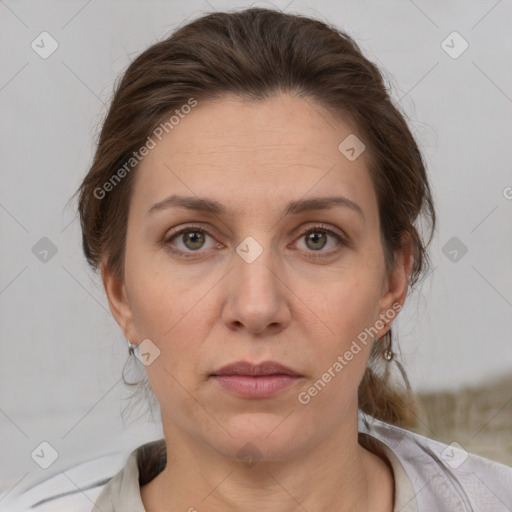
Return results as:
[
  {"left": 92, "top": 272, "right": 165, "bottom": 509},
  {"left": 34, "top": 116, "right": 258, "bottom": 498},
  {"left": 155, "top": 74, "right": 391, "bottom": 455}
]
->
[{"left": 162, "top": 223, "right": 348, "bottom": 260}]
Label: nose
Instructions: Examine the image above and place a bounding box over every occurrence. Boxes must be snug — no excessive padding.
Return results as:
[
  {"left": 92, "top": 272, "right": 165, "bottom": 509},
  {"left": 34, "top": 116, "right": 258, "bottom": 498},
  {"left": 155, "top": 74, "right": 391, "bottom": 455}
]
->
[{"left": 221, "top": 242, "right": 291, "bottom": 336}]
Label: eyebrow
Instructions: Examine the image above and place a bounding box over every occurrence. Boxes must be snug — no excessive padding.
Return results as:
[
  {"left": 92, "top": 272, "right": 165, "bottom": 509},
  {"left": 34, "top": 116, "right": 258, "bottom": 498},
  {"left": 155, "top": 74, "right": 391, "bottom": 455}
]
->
[{"left": 146, "top": 194, "right": 365, "bottom": 220}]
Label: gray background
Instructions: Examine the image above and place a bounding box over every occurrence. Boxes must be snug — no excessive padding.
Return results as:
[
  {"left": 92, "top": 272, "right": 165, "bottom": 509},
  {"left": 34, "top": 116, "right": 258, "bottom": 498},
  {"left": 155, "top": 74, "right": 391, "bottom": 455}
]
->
[{"left": 1, "top": 0, "right": 511, "bottom": 497}]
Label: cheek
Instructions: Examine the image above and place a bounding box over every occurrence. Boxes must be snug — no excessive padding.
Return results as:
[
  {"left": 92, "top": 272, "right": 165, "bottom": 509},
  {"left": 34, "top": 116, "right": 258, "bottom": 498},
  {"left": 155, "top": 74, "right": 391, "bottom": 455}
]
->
[
  {"left": 298, "top": 267, "right": 383, "bottom": 393},
  {"left": 297, "top": 292, "right": 376, "bottom": 413},
  {"left": 125, "top": 264, "right": 217, "bottom": 377},
  {"left": 313, "top": 268, "right": 383, "bottom": 345},
  {"left": 127, "top": 275, "right": 208, "bottom": 418},
  {"left": 125, "top": 253, "right": 199, "bottom": 337}
]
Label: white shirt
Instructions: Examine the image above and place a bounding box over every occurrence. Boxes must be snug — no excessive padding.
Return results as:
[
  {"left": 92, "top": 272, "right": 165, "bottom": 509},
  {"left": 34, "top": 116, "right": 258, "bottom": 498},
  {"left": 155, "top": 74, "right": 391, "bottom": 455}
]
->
[{"left": 4, "top": 411, "right": 512, "bottom": 511}]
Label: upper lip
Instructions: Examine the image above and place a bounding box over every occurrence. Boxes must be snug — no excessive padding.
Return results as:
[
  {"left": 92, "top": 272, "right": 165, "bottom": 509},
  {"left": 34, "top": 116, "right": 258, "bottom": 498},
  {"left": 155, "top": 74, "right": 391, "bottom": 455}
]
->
[{"left": 211, "top": 360, "right": 302, "bottom": 377}]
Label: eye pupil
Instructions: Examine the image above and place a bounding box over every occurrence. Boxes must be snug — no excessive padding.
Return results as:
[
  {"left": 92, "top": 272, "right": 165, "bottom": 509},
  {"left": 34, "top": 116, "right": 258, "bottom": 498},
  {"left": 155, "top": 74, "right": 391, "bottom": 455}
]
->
[
  {"left": 167, "top": 226, "right": 342, "bottom": 259},
  {"left": 306, "top": 231, "right": 327, "bottom": 250},
  {"left": 184, "top": 231, "right": 205, "bottom": 250}
]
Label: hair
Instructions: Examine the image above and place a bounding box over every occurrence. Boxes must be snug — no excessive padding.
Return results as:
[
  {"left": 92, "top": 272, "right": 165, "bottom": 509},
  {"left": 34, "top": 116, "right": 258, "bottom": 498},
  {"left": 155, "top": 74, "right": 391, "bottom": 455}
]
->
[{"left": 74, "top": 7, "right": 436, "bottom": 429}]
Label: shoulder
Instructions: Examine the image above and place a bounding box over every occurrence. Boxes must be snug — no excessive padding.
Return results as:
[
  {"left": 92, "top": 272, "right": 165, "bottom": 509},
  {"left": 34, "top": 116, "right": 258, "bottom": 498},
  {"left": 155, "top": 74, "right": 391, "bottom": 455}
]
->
[
  {"left": 359, "top": 412, "right": 512, "bottom": 511},
  {"left": 2, "top": 439, "right": 166, "bottom": 512},
  {"left": 0, "top": 451, "right": 128, "bottom": 512}
]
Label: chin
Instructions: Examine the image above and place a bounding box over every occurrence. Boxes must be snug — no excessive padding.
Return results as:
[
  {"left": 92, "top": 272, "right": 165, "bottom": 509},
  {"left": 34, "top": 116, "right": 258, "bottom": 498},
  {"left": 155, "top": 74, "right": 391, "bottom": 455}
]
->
[{"left": 206, "top": 413, "right": 310, "bottom": 462}]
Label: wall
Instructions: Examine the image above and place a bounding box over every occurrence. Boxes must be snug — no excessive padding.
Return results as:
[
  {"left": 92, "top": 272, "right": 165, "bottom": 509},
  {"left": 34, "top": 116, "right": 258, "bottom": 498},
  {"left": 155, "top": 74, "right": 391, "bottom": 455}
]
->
[{"left": 1, "top": 0, "right": 511, "bottom": 493}]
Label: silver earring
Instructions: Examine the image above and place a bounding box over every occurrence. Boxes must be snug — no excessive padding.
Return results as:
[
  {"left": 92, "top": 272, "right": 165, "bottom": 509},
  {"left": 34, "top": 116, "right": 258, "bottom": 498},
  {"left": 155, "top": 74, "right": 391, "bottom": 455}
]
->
[
  {"left": 383, "top": 347, "right": 394, "bottom": 361},
  {"left": 381, "top": 332, "right": 394, "bottom": 362},
  {"left": 127, "top": 340, "right": 138, "bottom": 356}
]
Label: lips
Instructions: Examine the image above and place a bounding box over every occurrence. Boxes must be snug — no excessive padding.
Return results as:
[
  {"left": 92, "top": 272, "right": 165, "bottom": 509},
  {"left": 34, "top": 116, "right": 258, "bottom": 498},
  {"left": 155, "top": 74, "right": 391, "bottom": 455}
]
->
[
  {"left": 210, "top": 361, "right": 303, "bottom": 398},
  {"left": 211, "top": 360, "right": 301, "bottom": 377}
]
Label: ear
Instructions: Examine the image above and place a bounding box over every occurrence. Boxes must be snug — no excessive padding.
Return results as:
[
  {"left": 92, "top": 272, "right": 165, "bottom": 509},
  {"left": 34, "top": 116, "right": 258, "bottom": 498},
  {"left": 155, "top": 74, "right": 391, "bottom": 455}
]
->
[
  {"left": 374, "top": 233, "right": 413, "bottom": 337},
  {"left": 101, "top": 261, "right": 138, "bottom": 342}
]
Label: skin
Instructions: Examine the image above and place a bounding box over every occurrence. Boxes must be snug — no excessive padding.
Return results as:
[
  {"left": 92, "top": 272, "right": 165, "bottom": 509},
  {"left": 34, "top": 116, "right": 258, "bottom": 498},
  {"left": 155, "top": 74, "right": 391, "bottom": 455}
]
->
[{"left": 103, "top": 92, "right": 412, "bottom": 512}]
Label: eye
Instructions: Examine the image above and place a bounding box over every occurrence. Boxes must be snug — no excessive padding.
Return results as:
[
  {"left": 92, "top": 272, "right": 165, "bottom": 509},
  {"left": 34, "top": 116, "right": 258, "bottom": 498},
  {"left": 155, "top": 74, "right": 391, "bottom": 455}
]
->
[
  {"left": 163, "top": 223, "right": 347, "bottom": 260},
  {"left": 292, "top": 224, "right": 347, "bottom": 258},
  {"left": 163, "top": 225, "right": 219, "bottom": 258}
]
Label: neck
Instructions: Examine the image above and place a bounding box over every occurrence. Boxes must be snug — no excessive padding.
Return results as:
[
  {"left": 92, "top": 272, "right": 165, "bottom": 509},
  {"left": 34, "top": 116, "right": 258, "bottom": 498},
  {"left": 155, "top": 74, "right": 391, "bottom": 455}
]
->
[{"left": 141, "top": 408, "right": 394, "bottom": 512}]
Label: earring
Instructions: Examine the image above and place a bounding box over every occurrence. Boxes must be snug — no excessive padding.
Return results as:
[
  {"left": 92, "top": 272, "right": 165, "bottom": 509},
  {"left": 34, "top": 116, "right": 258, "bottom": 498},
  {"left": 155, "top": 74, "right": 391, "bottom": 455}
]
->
[
  {"left": 381, "top": 332, "right": 394, "bottom": 362},
  {"left": 378, "top": 331, "right": 412, "bottom": 392},
  {"left": 127, "top": 339, "right": 138, "bottom": 356}
]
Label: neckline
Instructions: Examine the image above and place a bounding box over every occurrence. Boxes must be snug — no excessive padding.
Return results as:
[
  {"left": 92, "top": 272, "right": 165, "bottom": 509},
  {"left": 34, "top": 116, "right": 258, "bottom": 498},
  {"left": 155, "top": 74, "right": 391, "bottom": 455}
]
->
[
  {"left": 358, "top": 431, "right": 419, "bottom": 512},
  {"left": 105, "top": 421, "right": 419, "bottom": 512}
]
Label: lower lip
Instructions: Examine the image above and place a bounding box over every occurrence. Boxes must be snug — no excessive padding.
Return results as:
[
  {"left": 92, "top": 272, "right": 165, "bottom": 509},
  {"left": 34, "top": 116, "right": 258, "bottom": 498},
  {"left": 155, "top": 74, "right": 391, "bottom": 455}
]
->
[{"left": 211, "top": 375, "right": 302, "bottom": 398}]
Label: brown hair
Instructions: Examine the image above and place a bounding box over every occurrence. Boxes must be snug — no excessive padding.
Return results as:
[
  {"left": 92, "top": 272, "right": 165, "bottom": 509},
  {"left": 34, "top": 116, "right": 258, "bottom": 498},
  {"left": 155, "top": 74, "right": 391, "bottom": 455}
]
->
[{"left": 74, "top": 7, "right": 436, "bottom": 429}]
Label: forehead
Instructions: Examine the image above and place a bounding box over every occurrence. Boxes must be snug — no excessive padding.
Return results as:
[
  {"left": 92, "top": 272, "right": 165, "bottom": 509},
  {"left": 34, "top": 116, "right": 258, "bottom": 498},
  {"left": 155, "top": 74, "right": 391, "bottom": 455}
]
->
[{"left": 132, "top": 93, "right": 376, "bottom": 217}]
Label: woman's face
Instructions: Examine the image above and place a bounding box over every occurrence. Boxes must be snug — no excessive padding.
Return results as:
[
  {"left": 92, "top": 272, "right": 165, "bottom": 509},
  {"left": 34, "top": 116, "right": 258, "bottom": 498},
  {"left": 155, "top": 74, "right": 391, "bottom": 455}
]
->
[{"left": 104, "top": 93, "right": 410, "bottom": 461}]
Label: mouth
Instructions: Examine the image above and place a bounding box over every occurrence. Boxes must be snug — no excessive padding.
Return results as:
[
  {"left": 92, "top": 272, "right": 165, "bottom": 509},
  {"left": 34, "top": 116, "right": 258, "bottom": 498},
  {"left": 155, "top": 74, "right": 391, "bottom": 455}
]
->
[
  {"left": 209, "top": 360, "right": 303, "bottom": 398},
  {"left": 211, "top": 360, "right": 302, "bottom": 377}
]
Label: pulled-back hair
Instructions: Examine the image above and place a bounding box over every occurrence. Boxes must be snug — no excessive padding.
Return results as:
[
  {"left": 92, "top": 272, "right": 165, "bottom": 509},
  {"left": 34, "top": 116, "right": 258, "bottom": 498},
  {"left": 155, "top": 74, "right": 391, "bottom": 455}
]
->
[{"left": 75, "top": 7, "right": 436, "bottom": 428}]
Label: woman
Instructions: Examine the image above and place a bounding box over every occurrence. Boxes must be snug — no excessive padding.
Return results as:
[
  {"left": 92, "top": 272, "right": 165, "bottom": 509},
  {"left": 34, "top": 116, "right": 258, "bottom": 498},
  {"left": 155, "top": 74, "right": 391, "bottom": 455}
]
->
[{"left": 8, "top": 7, "right": 512, "bottom": 512}]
